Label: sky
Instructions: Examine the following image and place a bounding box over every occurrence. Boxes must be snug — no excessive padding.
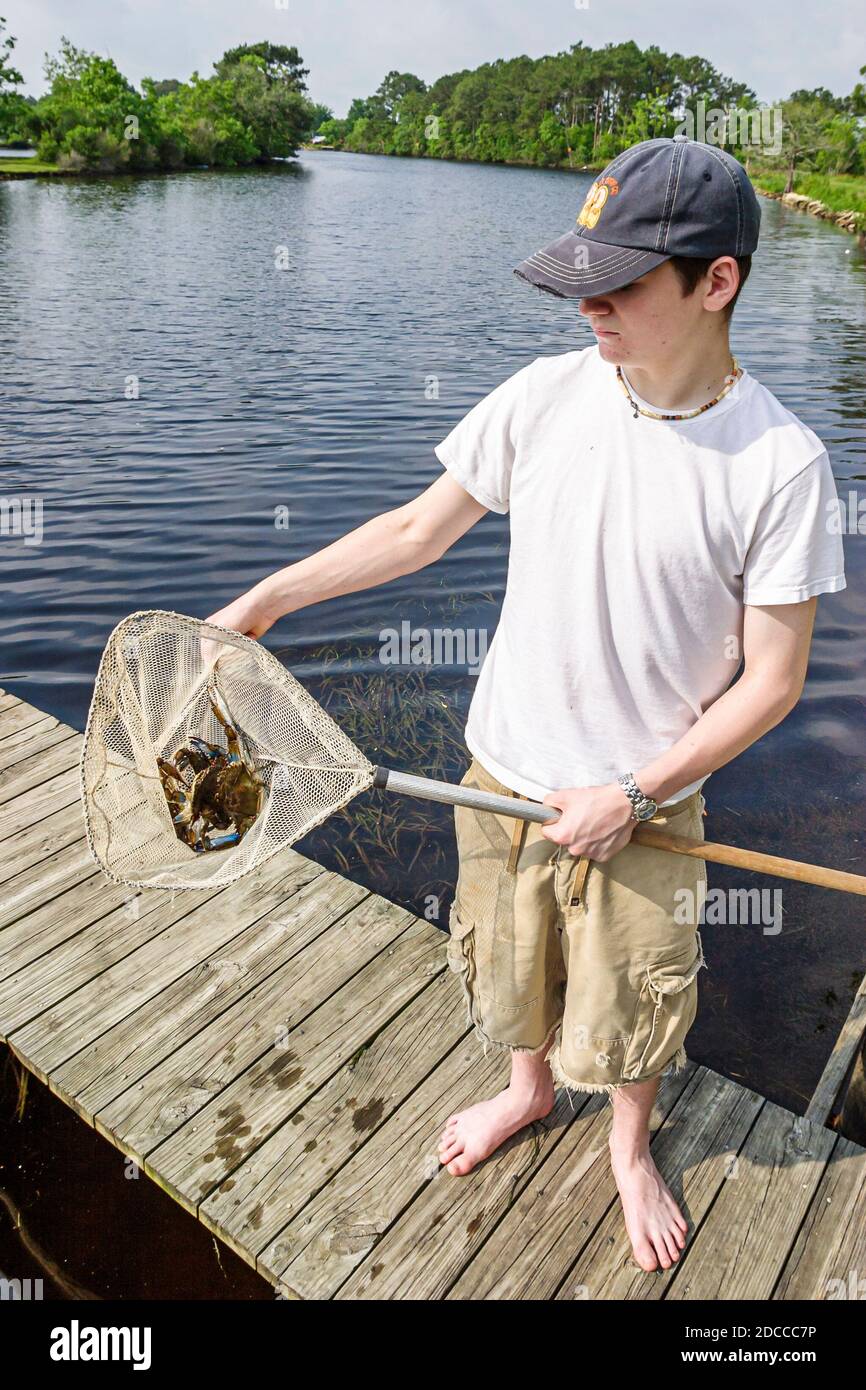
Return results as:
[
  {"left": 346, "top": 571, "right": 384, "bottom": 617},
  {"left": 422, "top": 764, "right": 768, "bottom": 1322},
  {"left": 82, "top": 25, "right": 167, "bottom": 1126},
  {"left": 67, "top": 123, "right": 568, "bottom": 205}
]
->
[{"left": 5, "top": 0, "right": 864, "bottom": 112}]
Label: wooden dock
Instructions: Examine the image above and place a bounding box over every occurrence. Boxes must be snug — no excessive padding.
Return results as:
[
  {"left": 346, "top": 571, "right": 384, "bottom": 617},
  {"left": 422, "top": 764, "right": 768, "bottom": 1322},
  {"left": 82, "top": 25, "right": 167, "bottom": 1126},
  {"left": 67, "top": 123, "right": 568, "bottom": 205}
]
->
[{"left": 1, "top": 688, "right": 864, "bottom": 1300}]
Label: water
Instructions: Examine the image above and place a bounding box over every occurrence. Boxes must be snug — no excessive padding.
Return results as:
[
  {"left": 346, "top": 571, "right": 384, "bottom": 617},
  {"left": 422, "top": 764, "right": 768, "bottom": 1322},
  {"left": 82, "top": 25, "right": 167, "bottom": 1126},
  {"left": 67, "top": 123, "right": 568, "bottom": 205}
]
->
[
  {"left": 0, "top": 1050, "right": 271, "bottom": 1298},
  {"left": 1, "top": 150, "right": 864, "bottom": 1132}
]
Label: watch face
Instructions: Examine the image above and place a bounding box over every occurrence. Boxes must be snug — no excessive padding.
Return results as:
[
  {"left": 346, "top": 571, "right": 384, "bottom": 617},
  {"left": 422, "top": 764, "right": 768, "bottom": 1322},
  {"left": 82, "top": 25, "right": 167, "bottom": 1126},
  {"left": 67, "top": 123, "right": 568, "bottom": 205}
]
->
[{"left": 637, "top": 802, "right": 658, "bottom": 821}]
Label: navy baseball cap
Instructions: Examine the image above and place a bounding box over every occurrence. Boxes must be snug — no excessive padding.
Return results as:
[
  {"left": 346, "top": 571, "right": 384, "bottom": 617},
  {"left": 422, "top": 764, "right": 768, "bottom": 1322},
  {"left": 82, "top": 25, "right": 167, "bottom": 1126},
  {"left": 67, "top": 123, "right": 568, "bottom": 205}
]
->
[{"left": 514, "top": 134, "right": 761, "bottom": 300}]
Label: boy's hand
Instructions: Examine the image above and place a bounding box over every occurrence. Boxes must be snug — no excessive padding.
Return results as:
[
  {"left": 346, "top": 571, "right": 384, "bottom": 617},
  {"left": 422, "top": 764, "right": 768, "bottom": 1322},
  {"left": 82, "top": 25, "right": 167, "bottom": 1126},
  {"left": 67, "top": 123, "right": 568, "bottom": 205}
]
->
[
  {"left": 540, "top": 783, "right": 636, "bottom": 860},
  {"left": 200, "top": 588, "right": 280, "bottom": 669}
]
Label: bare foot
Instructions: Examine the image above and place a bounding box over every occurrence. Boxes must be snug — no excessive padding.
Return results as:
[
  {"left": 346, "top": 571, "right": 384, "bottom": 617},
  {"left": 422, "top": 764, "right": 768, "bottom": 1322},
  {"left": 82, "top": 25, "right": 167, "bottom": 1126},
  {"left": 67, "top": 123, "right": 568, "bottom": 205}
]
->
[
  {"left": 608, "top": 1136, "right": 689, "bottom": 1272},
  {"left": 438, "top": 1077, "right": 556, "bottom": 1175}
]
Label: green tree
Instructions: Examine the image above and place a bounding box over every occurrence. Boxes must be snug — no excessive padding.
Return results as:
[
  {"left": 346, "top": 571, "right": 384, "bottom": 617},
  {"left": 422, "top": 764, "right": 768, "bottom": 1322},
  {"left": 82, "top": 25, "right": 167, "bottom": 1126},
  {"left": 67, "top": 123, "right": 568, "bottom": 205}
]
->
[
  {"left": 214, "top": 42, "right": 309, "bottom": 91},
  {"left": 309, "top": 101, "right": 332, "bottom": 132},
  {"left": 148, "top": 71, "right": 258, "bottom": 167},
  {"left": 766, "top": 95, "right": 844, "bottom": 191},
  {"left": 849, "top": 64, "right": 866, "bottom": 117},
  {"left": 30, "top": 38, "right": 161, "bottom": 170},
  {"left": 0, "top": 15, "right": 27, "bottom": 142},
  {"left": 368, "top": 70, "right": 426, "bottom": 122},
  {"left": 537, "top": 110, "right": 566, "bottom": 165},
  {"left": 315, "top": 116, "right": 347, "bottom": 145},
  {"left": 619, "top": 91, "right": 675, "bottom": 146},
  {"left": 214, "top": 57, "right": 313, "bottom": 157},
  {"left": 345, "top": 96, "right": 374, "bottom": 124}
]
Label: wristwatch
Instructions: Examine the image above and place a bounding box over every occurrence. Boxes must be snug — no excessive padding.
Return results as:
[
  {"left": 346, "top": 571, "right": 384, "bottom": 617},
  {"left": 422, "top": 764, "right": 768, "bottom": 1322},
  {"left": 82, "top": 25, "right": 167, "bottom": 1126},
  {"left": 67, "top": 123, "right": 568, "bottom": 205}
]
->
[{"left": 617, "top": 772, "right": 658, "bottom": 822}]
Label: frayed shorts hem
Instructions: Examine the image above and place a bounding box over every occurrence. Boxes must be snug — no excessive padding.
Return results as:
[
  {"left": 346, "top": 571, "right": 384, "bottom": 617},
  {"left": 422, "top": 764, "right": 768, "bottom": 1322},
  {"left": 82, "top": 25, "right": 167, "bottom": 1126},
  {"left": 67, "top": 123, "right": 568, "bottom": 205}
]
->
[
  {"left": 548, "top": 1042, "right": 691, "bottom": 1102},
  {"left": 450, "top": 961, "right": 695, "bottom": 1089},
  {"left": 456, "top": 965, "right": 691, "bottom": 1100},
  {"left": 467, "top": 1013, "right": 560, "bottom": 1059}
]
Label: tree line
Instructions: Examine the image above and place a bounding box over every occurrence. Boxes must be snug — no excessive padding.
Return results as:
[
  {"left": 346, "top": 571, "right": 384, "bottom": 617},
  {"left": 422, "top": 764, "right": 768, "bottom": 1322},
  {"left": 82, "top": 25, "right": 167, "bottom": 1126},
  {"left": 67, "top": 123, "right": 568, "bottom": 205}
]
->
[
  {"left": 1, "top": 20, "right": 863, "bottom": 185},
  {"left": 318, "top": 42, "right": 866, "bottom": 186}
]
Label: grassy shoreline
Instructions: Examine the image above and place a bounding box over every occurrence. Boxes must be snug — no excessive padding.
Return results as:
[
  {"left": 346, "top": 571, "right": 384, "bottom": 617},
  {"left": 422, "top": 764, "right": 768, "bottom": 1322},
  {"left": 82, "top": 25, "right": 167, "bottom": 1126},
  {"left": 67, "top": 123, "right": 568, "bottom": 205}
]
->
[
  {"left": 0, "top": 158, "right": 64, "bottom": 175},
  {"left": 0, "top": 156, "right": 297, "bottom": 179}
]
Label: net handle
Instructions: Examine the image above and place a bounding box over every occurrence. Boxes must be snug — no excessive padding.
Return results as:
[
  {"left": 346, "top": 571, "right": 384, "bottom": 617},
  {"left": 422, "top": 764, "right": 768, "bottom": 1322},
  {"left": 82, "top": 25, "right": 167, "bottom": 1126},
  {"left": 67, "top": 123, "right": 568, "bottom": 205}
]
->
[
  {"left": 372, "top": 766, "right": 559, "bottom": 823},
  {"left": 372, "top": 768, "right": 866, "bottom": 898}
]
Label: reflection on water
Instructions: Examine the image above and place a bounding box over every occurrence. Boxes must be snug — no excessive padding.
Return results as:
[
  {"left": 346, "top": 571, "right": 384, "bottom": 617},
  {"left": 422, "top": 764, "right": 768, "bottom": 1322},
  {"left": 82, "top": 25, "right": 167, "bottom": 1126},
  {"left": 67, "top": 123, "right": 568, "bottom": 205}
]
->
[{"left": 0, "top": 152, "right": 864, "bottom": 1119}]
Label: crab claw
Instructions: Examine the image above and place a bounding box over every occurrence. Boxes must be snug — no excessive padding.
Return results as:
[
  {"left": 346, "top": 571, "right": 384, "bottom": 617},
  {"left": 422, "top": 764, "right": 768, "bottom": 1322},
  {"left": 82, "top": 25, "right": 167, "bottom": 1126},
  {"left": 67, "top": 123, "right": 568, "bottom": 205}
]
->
[
  {"left": 203, "top": 830, "right": 242, "bottom": 851},
  {"left": 207, "top": 683, "right": 257, "bottom": 766}
]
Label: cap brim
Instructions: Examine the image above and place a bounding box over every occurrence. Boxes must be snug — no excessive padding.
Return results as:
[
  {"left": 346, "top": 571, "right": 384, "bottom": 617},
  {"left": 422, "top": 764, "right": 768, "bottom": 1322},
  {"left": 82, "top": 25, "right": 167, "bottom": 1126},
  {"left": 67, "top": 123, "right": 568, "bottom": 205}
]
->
[{"left": 513, "top": 230, "right": 670, "bottom": 299}]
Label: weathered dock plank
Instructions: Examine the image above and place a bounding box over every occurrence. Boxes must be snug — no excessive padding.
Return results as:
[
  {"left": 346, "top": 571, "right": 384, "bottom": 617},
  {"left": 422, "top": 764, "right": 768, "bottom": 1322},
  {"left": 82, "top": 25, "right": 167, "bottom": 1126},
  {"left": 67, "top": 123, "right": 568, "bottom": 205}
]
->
[
  {"left": 0, "top": 802, "right": 91, "bottom": 885},
  {"left": 137, "top": 898, "right": 431, "bottom": 1206},
  {"left": 198, "top": 970, "right": 466, "bottom": 1267},
  {"left": 0, "top": 736, "right": 82, "bottom": 807},
  {"left": 0, "top": 720, "right": 79, "bottom": 777},
  {"left": 773, "top": 1135, "right": 866, "bottom": 1298},
  {"left": 260, "top": 1032, "right": 532, "bottom": 1295},
  {"left": 7, "top": 851, "right": 326, "bottom": 1079}
]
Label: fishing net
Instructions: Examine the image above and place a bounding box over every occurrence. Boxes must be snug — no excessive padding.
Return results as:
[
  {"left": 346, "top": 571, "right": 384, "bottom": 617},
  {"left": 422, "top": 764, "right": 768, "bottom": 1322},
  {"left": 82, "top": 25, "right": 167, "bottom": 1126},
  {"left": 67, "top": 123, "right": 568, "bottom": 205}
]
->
[{"left": 80, "top": 609, "right": 376, "bottom": 890}]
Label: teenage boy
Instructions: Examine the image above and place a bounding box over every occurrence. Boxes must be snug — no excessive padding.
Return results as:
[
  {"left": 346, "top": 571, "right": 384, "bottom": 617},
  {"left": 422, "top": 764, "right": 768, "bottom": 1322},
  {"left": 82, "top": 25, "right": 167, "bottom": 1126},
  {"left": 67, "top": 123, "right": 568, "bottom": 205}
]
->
[{"left": 206, "top": 136, "right": 845, "bottom": 1273}]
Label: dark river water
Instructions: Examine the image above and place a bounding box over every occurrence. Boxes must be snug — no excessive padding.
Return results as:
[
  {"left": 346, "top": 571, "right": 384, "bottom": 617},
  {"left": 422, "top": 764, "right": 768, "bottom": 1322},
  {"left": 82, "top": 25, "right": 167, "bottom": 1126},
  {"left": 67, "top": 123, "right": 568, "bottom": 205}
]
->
[{"left": 0, "top": 150, "right": 865, "bottom": 1293}]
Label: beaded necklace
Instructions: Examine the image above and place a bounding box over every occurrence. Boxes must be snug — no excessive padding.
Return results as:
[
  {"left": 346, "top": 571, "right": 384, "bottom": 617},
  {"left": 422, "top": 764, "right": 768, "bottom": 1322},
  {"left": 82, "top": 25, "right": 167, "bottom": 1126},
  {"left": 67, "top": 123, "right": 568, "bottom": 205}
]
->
[{"left": 616, "top": 357, "right": 742, "bottom": 420}]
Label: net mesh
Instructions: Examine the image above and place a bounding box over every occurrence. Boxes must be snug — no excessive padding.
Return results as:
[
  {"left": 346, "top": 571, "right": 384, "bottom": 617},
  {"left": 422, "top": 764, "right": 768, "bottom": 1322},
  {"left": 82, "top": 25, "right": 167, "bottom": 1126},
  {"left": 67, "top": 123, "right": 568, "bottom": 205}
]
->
[{"left": 80, "top": 609, "right": 376, "bottom": 890}]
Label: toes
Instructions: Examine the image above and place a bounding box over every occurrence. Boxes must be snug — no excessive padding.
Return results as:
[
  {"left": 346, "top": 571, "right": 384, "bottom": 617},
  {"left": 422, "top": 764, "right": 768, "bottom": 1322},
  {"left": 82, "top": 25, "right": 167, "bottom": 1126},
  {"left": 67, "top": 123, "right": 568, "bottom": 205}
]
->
[
  {"left": 632, "top": 1237, "right": 659, "bottom": 1273},
  {"left": 650, "top": 1234, "right": 672, "bottom": 1269},
  {"left": 661, "top": 1230, "right": 681, "bottom": 1263}
]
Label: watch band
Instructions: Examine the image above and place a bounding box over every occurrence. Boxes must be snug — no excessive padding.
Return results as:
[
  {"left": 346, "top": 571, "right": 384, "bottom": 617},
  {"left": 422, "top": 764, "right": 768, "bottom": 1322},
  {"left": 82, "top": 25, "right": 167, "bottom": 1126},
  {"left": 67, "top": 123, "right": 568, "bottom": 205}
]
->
[{"left": 617, "top": 772, "right": 658, "bottom": 821}]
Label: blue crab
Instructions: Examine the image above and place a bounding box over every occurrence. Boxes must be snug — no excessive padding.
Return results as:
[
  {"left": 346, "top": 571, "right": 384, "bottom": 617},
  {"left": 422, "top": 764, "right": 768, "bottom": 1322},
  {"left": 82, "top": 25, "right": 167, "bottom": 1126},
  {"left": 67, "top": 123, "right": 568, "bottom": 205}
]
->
[{"left": 157, "top": 684, "right": 264, "bottom": 852}]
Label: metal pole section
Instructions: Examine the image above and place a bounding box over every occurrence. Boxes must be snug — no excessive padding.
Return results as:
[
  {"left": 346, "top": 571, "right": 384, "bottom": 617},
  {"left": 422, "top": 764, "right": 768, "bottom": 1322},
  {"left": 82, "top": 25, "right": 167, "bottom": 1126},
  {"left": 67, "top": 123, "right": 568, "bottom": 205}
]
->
[{"left": 372, "top": 765, "right": 560, "bottom": 823}]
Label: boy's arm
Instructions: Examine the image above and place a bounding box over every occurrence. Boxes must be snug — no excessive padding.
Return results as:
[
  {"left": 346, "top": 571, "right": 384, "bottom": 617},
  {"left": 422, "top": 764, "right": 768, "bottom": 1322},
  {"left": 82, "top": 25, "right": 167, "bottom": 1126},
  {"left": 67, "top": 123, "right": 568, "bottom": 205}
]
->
[
  {"left": 541, "top": 598, "right": 818, "bottom": 858},
  {"left": 633, "top": 597, "right": 817, "bottom": 806},
  {"left": 203, "top": 473, "right": 488, "bottom": 637}
]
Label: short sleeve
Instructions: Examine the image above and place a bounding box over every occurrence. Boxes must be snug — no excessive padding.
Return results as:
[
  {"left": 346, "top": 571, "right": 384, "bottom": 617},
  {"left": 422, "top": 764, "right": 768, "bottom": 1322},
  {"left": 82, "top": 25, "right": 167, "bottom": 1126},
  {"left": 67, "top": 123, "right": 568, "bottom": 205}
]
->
[
  {"left": 742, "top": 450, "right": 847, "bottom": 605},
  {"left": 433, "top": 358, "right": 536, "bottom": 514}
]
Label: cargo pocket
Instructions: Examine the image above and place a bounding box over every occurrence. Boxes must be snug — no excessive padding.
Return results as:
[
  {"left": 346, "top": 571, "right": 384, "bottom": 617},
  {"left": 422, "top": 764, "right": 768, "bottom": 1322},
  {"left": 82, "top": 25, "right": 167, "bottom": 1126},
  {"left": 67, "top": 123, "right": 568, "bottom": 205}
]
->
[
  {"left": 621, "top": 931, "right": 706, "bottom": 1082},
  {"left": 451, "top": 760, "right": 512, "bottom": 929},
  {"left": 446, "top": 905, "right": 475, "bottom": 972},
  {"left": 445, "top": 906, "right": 480, "bottom": 1031}
]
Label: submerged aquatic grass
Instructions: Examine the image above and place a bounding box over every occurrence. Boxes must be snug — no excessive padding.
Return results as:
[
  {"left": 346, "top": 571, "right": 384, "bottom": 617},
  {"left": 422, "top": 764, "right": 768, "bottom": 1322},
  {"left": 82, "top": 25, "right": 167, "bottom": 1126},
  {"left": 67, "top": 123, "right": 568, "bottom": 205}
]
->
[{"left": 270, "top": 590, "right": 493, "bottom": 921}]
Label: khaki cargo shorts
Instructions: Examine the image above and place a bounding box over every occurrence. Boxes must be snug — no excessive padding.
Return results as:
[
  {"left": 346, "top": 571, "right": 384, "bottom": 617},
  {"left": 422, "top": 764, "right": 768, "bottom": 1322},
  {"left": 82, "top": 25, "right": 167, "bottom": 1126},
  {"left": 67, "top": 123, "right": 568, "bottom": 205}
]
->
[{"left": 446, "top": 755, "right": 708, "bottom": 1097}]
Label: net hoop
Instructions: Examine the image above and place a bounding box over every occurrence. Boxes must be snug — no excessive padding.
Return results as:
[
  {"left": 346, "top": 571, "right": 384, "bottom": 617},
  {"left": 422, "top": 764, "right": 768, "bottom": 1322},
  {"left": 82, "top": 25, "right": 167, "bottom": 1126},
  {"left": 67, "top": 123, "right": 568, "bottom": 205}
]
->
[{"left": 79, "top": 608, "right": 376, "bottom": 891}]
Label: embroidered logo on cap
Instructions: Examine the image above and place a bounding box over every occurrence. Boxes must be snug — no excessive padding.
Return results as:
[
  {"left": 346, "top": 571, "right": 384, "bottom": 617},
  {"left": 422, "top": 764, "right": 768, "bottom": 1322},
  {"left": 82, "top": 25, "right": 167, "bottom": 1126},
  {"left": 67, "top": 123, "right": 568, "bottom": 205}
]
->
[{"left": 577, "top": 176, "right": 619, "bottom": 230}]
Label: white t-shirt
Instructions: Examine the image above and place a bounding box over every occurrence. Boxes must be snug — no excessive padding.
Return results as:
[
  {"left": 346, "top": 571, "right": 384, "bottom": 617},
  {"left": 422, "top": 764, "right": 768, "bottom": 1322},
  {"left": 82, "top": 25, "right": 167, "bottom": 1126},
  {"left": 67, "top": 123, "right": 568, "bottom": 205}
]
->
[{"left": 434, "top": 345, "right": 846, "bottom": 805}]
